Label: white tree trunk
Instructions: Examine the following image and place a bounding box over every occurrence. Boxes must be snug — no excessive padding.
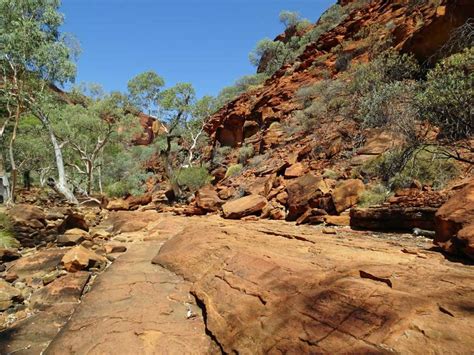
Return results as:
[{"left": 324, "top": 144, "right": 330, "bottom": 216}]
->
[{"left": 38, "top": 113, "right": 78, "bottom": 204}]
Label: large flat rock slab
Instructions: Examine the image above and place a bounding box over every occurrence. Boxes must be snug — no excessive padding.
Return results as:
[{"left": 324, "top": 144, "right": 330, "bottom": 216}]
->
[
  {"left": 45, "top": 215, "right": 215, "bottom": 354},
  {"left": 154, "top": 216, "right": 474, "bottom": 354}
]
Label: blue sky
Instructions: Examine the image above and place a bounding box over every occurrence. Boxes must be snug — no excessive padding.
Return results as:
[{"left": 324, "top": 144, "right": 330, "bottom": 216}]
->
[{"left": 60, "top": 0, "right": 335, "bottom": 98}]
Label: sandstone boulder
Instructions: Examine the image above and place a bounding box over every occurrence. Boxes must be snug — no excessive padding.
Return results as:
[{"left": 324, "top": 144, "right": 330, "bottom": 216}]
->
[
  {"left": 331, "top": 179, "right": 365, "bottom": 213},
  {"left": 284, "top": 163, "right": 306, "bottom": 178},
  {"left": 195, "top": 186, "right": 223, "bottom": 212},
  {"left": 126, "top": 194, "right": 153, "bottom": 210},
  {"left": 106, "top": 199, "right": 130, "bottom": 211},
  {"left": 222, "top": 195, "right": 268, "bottom": 219},
  {"left": 286, "top": 173, "right": 330, "bottom": 220},
  {"left": 435, "top": 179, "right": 474, "bottom": 260},
  {"left": 59, "top": 212, "right": 89, "bottom": 232},
  {"left": 9, "top": 249, "right": 67, "bottom": 282},
  {"left": 324, "top": 214, "right": 350, "bottom": 226},
  {"left": 62, "top": 246, "right": 107, "bottom": 273},
  {"left": 217, "top": 186, "right": 236, "bottom": 200},
  {"left": 246, "top": 175, "right": 275, "bottom": 197},
  {"left": 8, "top": 204, "right": 46, "bottom": 224},
  {"left": 0, "top": 279, "right": 23, "bottom": 311},
  {"left": 57, "top": 228, "right": 89, "bottom": 246},
  {"left": 30, "top": 272, "right": 90, "bottom": 310}
]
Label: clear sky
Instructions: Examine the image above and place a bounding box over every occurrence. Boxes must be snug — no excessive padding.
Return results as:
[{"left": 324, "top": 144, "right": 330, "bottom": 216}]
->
[{"left": 60, "top": 0, "right": 335, "bottom": 98}]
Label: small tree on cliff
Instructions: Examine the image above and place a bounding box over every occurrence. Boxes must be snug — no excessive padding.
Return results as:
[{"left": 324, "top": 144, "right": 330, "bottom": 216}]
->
[{"left": 0, "top": 0, "right": 79, "bottom": 203}]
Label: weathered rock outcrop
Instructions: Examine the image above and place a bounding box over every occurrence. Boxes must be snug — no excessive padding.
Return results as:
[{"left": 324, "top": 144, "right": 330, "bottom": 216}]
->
[
  {"left": 435, "top": 178, "right": 474, "bottom": 260},
  {"left": 350, "top": 206, "right": 438, "bottom": 232},
  {"left": 153, "top": 215, "right": 474, "bottom": 354},
  {"left": 205, "top": 0, "right": 472, "bottom": 148}
]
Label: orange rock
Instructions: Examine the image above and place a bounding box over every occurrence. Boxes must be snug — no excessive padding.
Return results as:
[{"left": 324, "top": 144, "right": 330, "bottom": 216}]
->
[
  {"left": 324, "top": 214, "right": 350, "bottom": 226},
  {"left": 195, "top": 186, "right": 223, "bottom": 212},
  {"left": 331, "top": 179, "right": 365, "bottom": 214},
  {"left": 284, "top": 163, "right": 306, "bottom": 178},
  {"left": 286, "top": 173, "right": 330, "bottom": 220},
  {"left": 62, "top": 246, "right": 107, "bottom": 273},
  {"left": 222, "top": 195, "right": 268, "bottom": 219},
  {"left": 106, "top": 199, "right": 130, "bottom": 211},
  {"left": 435, "top": 178, "right": 474, "bottom": 260}
]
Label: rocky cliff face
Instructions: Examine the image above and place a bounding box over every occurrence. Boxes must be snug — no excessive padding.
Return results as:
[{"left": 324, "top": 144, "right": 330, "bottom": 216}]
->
[{"left": 205, "top": 0, "right": 473, "bottom": 148}]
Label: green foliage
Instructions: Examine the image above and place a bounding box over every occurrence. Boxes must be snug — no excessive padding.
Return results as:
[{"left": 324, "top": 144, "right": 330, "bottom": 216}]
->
[
  {"left": 295, "top": 51, "right": 422, "bottom": 133},
  {"left": 238, "top": 145, "right": 254, "bottom": 165},
  {"left": 358, "top": 184, "right": 390, "bottom": 207},
  {"left": 295, "top": 79, "right": 351, "bottom": 128},
  {"left": 249, "top": 2, "right": 370, "bottom": 77},
  {"left": 0, "top": 0, "right": 77, "bottom": 84},
  {"left": 348, "top": 51, "right": 420, "bottom": 96},
  {"left": 225, "top": 164, "right": 243, "bottom": 178},
  {"left": 322, "top": 169, "right": 340, "bottom": 179},
  {"left": 416, "top": 47, "right": 474, "bottom": 140},
  {"left": 249, "top": 39, "right": 290, "bottom": 76},
  {"left": 127, "top": 71, "right": 165, "bottom": 115},
  {"left": 215, "top": 74, "right": 267, "bottom": 109},
  {"left": 363, "top": 148, "right": 459, "bottom": 190},
  {"left": 173, "top": 167, "right": 212, "bottom": 192},
  {"left": 279, "top": 10, "right": 303, "bottom": 29},
  {"left": 357, "top": 80, "right": 419, "bottom": 129},
  {"left": 0, "top": 212, "right": 18, "bottom": 248},
  {"left": 103, "top": 146, "right": 153, "bottom": 197}
]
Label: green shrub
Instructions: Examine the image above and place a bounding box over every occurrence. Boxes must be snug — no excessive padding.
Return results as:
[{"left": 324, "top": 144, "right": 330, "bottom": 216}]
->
[
  {"left": 248, "top": 153, "right": 270, "bottom": 168},
  {"left": 362, "top": 147, "right": 459, "bottom": 190},
  {"left": 357, "top": 80, "right": 419, "bottom": 129},
  {"left": 225, "top": 164, "right": 243, "bottom": 178},
  {"left": 238, "top": 145, "right": 254, "bottom": 164},
  {"left": 174, "top": 167, "right": 212, "bottom": 192},
  {"left": 295, "top": 79, "right": 351, "bottom": 129},
  {"left": 358, "top": 184, "right": 390, "bottom": 207},
  {"left": 322, "top": 169, "right": 340, "bottom": 179},
  {"left": 0, "top": 213, "right": 19, "bottom": 248},
  {"left": 105, "top": 176, "right": 148, "bottom": 198},
  {"left": 416, "top": 47, "right": 473, "bottom": 140},
  {"left": 215, "top": 74, "right": 268, "bottom": 109},
  {"left": 348, "top": 51, "right": 420, "bottom": 96}
]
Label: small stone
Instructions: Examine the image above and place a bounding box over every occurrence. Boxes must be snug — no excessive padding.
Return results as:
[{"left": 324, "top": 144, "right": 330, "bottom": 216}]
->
[
  {"left": 81, "top": 240, "right": 94, "bottom": 249},
  {"left": 61, "top": 246, "right": 107, "bottom": 273},
  {"left": 322, "top": 228, "right": 337, "bottom": 235},
  {"left": 42, "top": 270, "right": 62, "bottom": 285},
  {"left": 57, "top": 229, "right": 88, "bottom": 246},
  {"left": 0, "top": 279, "right": 23, "bottom": 311},
  {"left": 4, "top": 272, "right": 18, "bottom": 283},
  {"left": 104, "top": 244, "right": 127, "bottom": 254}
]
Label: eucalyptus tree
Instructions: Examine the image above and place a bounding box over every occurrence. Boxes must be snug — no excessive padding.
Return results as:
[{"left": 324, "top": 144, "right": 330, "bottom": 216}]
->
[
  {"left": 54, "top": 89, "right": 133, "bottom": 195},
  {"left": 127, "top": 71, "right": 165, "bottom": 117},
  {"left": 0, "top": 0, "right": 79, "bottom": 203},
  {"left": 157, "top": 83, "right": 196, "bottom": 183}
]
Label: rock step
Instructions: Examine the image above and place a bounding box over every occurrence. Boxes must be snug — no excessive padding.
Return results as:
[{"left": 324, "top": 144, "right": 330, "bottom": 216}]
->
[{"left": 45, "top": 236, "right": 215, "bottom": 354}]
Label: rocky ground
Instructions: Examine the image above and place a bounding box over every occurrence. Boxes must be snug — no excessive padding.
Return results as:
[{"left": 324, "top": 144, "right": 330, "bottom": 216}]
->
[{"left": 1, "top": 209, "right": 473, "bottom": 354}]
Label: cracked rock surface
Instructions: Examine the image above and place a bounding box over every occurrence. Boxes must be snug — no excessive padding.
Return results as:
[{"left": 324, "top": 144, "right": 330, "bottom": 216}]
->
[{"left": 12, "top": 211, "right": 472, "bottom": 354}]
